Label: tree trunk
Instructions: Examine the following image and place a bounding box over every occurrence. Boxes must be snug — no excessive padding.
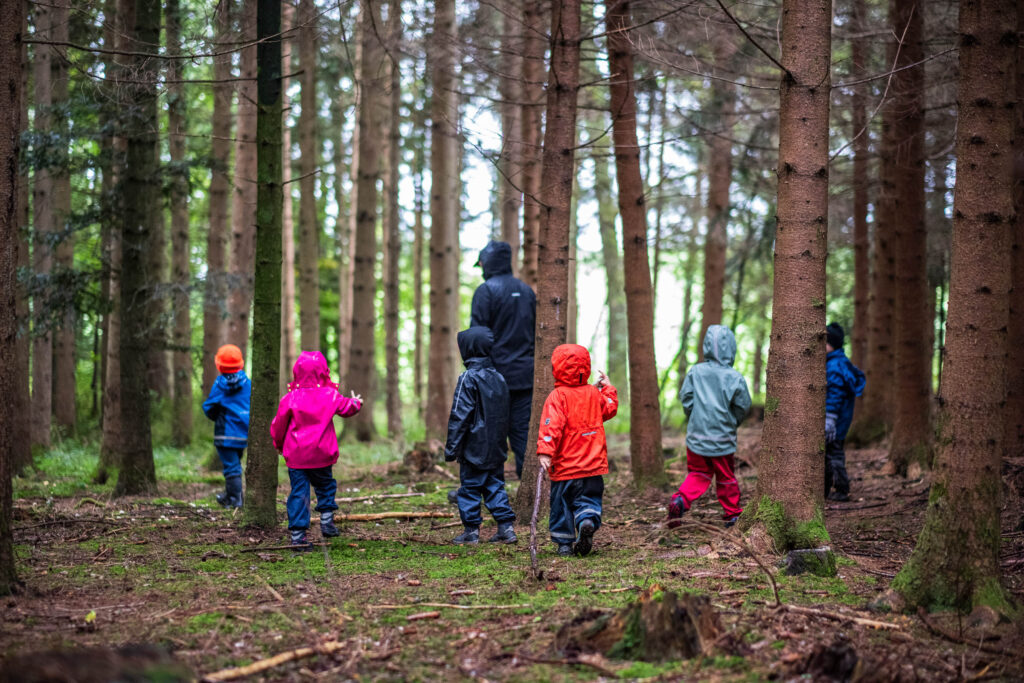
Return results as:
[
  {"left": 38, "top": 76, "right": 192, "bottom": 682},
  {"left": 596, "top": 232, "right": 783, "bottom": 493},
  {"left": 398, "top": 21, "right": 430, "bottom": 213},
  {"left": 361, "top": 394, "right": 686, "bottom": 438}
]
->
[
  {"left": 606, "top": 0, "right": 664, "bottom": 489},
  {"left": 31, "top": 0, "right": 54, "bottom": 449},
  {"left": 850, "top": 0, "right": 869, "bottom": 371},
  {"left": 499, "top": 9, "right": 522, "bottom": 270},
  {"left": 650, "top": 80, "right": 668, "bottom": 309},
  {"left": 50, "top": 0, "right": 75, "bottom": 436},
  {"left": 384, "top": 0, "right": 403, "bottom": 440},
  {"left": 243, "top": 0, "right": 284, "bottom": 529},
  {"left": 336, "top": 35, "right": 355, "bottom": 385},
  {"left": 698, "top": 38, "right": 736, "bottom": 362},
  {"left": 745, "top": 0, "right": 831, "bottom": 552},
  {"left": 887, "top": 0, "right": 930, "bottom": 475},
  {"left": 280, "top": 0, "right": 296, "bottom": 393},
  {"left": 519, "top": 0, "right": 545, "bottom": 287},
  {"left": 114, "top": 0, "right": 161, "bottom": 497},
  {"left": 425, "top": 0, "right": 461, "bottom": 442},
  {"left": 1006, "top": 2, "right": 1024, "bottom": 459},
  {"left": 228, "top": 0, "right": 259, "bottom": 355},
  {"left": 298, "top": 0, "right": 320, "bottom": 351},
  {"left": 146, "top": 164, "right": 170, "bottom": 401},
  {"left": 348, "top": 0, "right": 387, "bottom": 442},
  {"left": 893, "top": 0, "right": 1015, "bottom": 610},
  {"left": 413, "top": 129, "right": 426, "bottom": 419},
  {"left": 0, "top": 0, "right": 25, "bottom": 595},
  {"left": 168, "top": 0, "right": 192, "bottom": 447},
  {"left": 203, "top": 0, "right": 233, "bottom": 395},
  {"left": 513, "top": 0, "right": 581, "bottom": 519},
  {"left": 12, "top": 12, "right": 31, "bottom": 473}
]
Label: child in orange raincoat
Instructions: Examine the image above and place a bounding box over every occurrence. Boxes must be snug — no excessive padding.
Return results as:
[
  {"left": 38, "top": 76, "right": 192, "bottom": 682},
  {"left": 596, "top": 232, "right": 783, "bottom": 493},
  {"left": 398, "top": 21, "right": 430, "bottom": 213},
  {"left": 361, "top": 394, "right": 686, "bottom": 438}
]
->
[{"left": 536, "top": 344, "right": 618, "bottom": 557}]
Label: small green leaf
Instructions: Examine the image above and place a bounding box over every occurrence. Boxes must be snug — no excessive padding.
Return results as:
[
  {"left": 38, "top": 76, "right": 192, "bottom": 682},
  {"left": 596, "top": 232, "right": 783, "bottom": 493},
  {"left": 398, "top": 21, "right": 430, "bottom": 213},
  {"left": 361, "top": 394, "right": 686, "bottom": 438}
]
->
[{"left": 85, "top": 610, "right": 96, "bottom": 624}]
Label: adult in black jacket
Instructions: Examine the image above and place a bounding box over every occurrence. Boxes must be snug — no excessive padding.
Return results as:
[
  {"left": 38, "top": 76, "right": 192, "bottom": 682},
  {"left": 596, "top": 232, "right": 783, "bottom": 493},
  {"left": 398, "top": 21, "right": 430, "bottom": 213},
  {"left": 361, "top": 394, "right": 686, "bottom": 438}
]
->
[
  {"left": 470, "top": 241, "right": 537, "bottom": 478},
  {"left": 445, "top": 327, "right": 517, "bottom": 545}
]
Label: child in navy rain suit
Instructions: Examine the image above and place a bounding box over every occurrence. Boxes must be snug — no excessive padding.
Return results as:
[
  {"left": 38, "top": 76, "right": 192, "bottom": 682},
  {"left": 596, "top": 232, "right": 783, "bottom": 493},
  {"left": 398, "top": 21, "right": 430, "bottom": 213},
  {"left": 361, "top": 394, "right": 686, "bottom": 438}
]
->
[
  {"left": 202, "top": 344, "right": 252, "bottom": 508},
  {"left": 445, "top": 327, "right": 517, "bottom": 545},
  {"left": 825, "top": 323, "right": 866, "bottom": 501}
]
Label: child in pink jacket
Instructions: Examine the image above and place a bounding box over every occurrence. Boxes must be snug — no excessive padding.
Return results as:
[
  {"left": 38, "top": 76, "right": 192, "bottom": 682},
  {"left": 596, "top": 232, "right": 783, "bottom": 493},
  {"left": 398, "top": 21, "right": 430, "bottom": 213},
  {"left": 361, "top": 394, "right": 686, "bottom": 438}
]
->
[{"left": 270, "top": 351, "right": 362, "bottom": 548}]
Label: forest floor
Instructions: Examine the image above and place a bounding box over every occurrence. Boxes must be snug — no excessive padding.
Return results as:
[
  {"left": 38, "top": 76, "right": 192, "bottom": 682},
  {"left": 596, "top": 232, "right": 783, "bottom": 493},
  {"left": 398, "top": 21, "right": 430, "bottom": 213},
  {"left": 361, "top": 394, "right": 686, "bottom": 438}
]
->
[{"left": 3, "top": 424, "right": 1024, "bottom": 682}]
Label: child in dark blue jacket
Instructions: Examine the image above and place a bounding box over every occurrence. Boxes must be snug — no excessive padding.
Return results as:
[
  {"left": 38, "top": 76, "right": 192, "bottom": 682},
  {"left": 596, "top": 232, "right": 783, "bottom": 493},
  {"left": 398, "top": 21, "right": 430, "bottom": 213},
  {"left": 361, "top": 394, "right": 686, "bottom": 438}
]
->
[
  {"left": 825, "top": 323, "right": 866, "bottom": 501},
  {"left": 202, "top": 344, "right": 252, "bottom": 508},
  {"left": 444, "top": 327, "right": 517, "bottom": 546}
]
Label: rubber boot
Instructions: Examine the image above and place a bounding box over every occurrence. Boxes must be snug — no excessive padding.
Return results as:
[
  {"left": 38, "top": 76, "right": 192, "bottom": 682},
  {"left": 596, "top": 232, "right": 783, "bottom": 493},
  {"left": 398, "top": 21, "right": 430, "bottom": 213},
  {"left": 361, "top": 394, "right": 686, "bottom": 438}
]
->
[
  {"left": 666, "top": 495, "right": 687, "bottom": 529},
  {"left": 487, "top": 521, "right": 518, "bottom": 544},
  {"left": 556, "top": 544, "right": 573, "bottom": 557},
  {"left": 724, "top": 515, "right": 740, "bottom": 528},
  {"left": 290, "top": 529, "right": 312, "bottom": 551},
  {"left": 452, "top": 526, "right": 480, "bottom": 545},
  {"left": 574, "top": 519, "right": 595, "bottom": 557},
  {"left": 447, "top": 488, "right": 459, "bottom": 506},
  {"left": 218, "top": 475, "right": 243, "bottom": 509},
  {"left": 320, "top": 511, "right": 340, "bottom": 538}
]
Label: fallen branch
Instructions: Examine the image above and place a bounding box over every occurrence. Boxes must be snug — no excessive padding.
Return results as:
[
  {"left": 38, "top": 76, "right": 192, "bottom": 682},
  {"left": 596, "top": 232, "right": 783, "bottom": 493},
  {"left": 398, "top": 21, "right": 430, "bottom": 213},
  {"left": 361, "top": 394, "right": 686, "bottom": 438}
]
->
[
  {"left": 74, "top": 497, "right": 107, "bottom": 509},
  {"left": 518, "top": 654, "right": 620, "bottom": 678},
  {"left": 257, "top": 575, "right": 284, "bottom": 603},
  {"left": 917, "top": 608, "right": 1015, "bottom": 656},
  {"left": 679, "top": 520, "right": 782, "bottom": 608},
  {"left": 433, "top": 464, "right": 458, "bottom": 481},
  {"left": 406, "top": 611, "right": 441, "bottom": 621},
  {"left": 429, "top": 521, "right": 464, "bottom": 530},
  {"left": 529, "top": 467, "right": 544, "bottom": 580},
  {"left": 368, "top": 602, "right": 531, "bottom": 611},
  {"left": 239, "top": 544, "right": 323, "bottom": 553},
  {"left": 595, "top": 586, "right": 639, "bottom": 594},
  {"left": 203, "top": 640, "right": 349, "bottom": 682},
  {"left": 337, "top": 493, "right": 425, "bottom": 503},
  {"left": 782, "top": 604, "right": 902, "bottom": 631},
  {"left": 336, "top": 512, "right": 453, "bottom": 521}
]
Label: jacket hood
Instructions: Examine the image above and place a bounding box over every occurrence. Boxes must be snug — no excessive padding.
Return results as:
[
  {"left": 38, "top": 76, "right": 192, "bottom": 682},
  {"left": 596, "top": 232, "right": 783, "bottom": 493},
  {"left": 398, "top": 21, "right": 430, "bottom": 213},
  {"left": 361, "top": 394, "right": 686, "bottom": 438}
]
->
[
  {"left": 551, "top": 344, "right": 591, "bottom": 386},
  {"left": 458, "top": 326, "right": 494, "bottom": 361},
  {"left": 477, "top": 241, "right": 513, "bottom": 279},
  {"left": 703, "top": 325, "right": 737, "bottom": 367},
  {"left": 221, "top": 369, "right": 248, "bottom": 394},
  {"left": 290, "top": 351, "right": 335, "bottom": 389}
]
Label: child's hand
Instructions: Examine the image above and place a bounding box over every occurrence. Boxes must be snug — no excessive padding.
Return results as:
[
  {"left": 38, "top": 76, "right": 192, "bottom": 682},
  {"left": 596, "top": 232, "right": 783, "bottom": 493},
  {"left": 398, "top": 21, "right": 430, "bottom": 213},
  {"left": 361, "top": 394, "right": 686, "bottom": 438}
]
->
[
  {"left": 350, "top": 391, "right": 363, "bottom": 403},
  {"left": 595, "top": 370, "right": 609, "bottom": 389},
  {"left": 538, "top": 455, "right": 552, "bottom": 474}
]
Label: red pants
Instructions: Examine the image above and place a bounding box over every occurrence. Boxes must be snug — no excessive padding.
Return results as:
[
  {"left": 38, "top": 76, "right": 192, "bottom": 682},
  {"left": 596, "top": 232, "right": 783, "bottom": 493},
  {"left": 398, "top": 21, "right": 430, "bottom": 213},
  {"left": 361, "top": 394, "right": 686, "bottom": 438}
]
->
[{"left": 674, "top": 448, "right": 742, "bottom": 518}]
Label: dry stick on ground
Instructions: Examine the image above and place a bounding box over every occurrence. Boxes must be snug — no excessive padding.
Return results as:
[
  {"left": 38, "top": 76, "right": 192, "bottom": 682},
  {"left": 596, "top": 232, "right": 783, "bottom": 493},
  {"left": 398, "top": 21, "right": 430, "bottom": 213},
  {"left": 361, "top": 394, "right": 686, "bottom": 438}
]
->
[
  {"left": 519, "top": 654, "right": 620, "bottom": 679},
  {"left": 239, "top": 543, "right": 324, "bottom": 553},
  {"left": 433, "top": 464, "right": 458, "bottom": 481},
  {"left": 368, "top": 602, "right": 532, "bottom": 611},
  {"left": 203, "top": 640, "right": 350, "bottom": 682},
  {"left": 917, "top": 608, "right": 1016, "bottom": 656},
  {"left": 677, "top": 520, "right": 782, "bottom": 608},
  {"left": 336, "top": 492, "right": 425, "bottom": 503},
  {"left": 336, "top": 512, "right": 453, "bottom": 521},
  {"left": 257, "top": 575, "right": 284, "bottom": 602},
  {"left": 782, "top": 604, "right": 902, "bottom": 631},
  {"left": 529, "top": 467, "right": 544, "bottom": 579}
]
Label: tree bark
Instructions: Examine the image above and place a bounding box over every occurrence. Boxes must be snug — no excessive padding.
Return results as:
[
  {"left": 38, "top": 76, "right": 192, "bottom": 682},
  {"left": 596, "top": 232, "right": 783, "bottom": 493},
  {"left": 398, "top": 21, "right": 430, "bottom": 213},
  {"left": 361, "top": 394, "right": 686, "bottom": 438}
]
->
[
  {"left": 850, "top": 0, "right": 869, "bottom": 372},
  {"left": 298, "top": 0, "right": 320, "bottom": 351},
  {"left": 887, "top": 0, "right": 931, "bottom": 475},
  {"left": 606, "top": 0, "right": 664, "bottom": 489},
  {"left": 114, "top": 0, "right": 161, "bottom": 497},
  {"left": 168, "top": 0, "right": 192, "bottom": 447},
  {"left": 425, "top": 0, "right": 461, "bottom": 442},
  {"left": 499, "top": 9, "right": 522, "bottom": 270},
  {"left": 228, "top": 0, "right": 259, "bottom": 355},
  {"left": 519, "top": 0, "right": 545, "bottom": 287},
  {"left": 0, "top": 0, "right": 25, "bottom": 595},
  {"left": 745, "top": 0, "right": 831, "bottom": 551},
  {"left": 280, "top": 0, "right": 296, "bottom": 393},
  {"left": 384, "top": 0, "right": 403, "bottom": 440},
  {"left": 893, "top": 0, "right": 1015, "bottom": 610},
  {"left": 146, "top": 166, "right": 170, "bottom": 401},
  {"left": 1006, "top": 2, "right": 1024, "bottom": 459},
  {"left": 336, "top": 21, "right": 356, "bottom": 386},
  {"left": 513, "top": 0, "right": 581, "bottom": 519},
  {"left": 413, "top": 126, "right": 426, "bottom": 419},
  {"left": 12, "top": 10, "right": 32, "bottom": 473},
  {"left": 243, "top": 0, "right": 284, "bottom": 529},
  {"left": 348, "top": 0, "right": 387, "bottom": 442},
  {"left": 203, "top": 0, "right": 233, "bottom": 395}
]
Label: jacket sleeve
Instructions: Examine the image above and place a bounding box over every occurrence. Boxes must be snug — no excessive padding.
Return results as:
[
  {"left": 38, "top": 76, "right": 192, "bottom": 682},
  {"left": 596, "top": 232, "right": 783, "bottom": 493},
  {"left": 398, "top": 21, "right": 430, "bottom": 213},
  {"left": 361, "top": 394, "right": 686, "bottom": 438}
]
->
[
  {"left": 825, "top": 362, "right": 846, "bottom": 415},
  {"left": 536, "top": 392, "right": 566, "bottom": 458},
  {"left": 335, "top": 392, "right": 362, "bottom": 418},
  {"left": 469, "top": 284, "right": 492, "bottom": 328},
  {"left": 599, "top": 384, "right": 618, "bottom": 421},
  {"left": 679, "top": 371, "right": 695, "bottom": 418},
  {"left": 730, "top": 374, "right": 752, "bottom": 426},
  {"left": 202, "top": 380, "right": 223, "bottom": 420},
  {"left": 269, "top": 396, "right": 290, "bottom": 452},
  {"left": 444, "top": 374, "right": 475, "bottom": 461}
]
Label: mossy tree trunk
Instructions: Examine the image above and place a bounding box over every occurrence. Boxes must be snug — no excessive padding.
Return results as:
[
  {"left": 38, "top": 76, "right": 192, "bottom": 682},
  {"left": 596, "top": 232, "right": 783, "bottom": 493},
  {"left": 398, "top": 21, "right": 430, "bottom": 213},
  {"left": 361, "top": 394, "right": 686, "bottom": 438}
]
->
[
  {"left": 744, "top": 0, "right": 831, "bottom": 552},
  {"left": 243, "top": 0, "right": 283, "bottom": 529},
  {"left": 606, "top": 0, "right": 664, "bottom": 490},
  {"left": 893, "top": 0, "right": 1015, "bottom": 611}
]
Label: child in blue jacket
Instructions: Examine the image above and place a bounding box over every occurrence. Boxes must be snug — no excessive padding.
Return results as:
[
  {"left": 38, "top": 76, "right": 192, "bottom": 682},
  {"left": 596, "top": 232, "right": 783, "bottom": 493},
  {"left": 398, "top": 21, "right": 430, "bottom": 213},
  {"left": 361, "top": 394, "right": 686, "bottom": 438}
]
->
[
  {"left": 202, "top": 344, "right": 252, "bottom": 508},
  {"left": 825, "top": 323, "right": 866, "bottom": 501}
]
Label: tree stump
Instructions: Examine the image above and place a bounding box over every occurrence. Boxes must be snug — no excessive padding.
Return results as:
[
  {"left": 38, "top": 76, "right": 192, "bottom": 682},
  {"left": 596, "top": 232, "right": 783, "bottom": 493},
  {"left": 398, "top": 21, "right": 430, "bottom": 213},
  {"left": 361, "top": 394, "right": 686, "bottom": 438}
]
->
[
  {"left": 403, "top": 441, "right": 436, "bottom": 474},
  {"left": 554, "top": 585, "right": 723, "bottom": 661}
]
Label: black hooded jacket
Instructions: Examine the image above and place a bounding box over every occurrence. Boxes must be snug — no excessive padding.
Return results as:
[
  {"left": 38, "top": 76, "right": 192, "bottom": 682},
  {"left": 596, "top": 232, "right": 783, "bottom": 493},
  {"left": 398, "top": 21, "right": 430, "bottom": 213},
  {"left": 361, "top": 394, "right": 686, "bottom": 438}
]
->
[
  {"left": 470, "top": 241, "right": 537, "bottom": 391},
  {"left": 444, "top": 327, "right": 511, "bottom": 469}
]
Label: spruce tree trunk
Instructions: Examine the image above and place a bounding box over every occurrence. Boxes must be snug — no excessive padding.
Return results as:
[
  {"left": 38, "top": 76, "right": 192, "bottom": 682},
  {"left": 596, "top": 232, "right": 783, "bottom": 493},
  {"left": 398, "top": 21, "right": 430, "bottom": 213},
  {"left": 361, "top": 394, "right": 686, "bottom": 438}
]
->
[
  {"left": 31, "top": 0, "right": 54, "bottom": 449},
  {"left": 384, "top": 0, "right": 403, "bottom": 440},
  {"left": 850, "top": 0, "right": 869, "bottom": 371},
  {"left": 1006, "top": 1, "right": 1024, "bottom": 459},
  {"left": 0, "top": 0, "right": 24, "bottom": 595},
  {"left": 298, "top": 0, "right": 320, "bottom": 351},
  {"left": 499, "top": 9, "right": 522, "bottom": 269},
  {"left": 606, "top": 0, "right": 664, "bottom": 489},
  {"left": 168, "top": 0, "right": 192, "bottom": 447},
  {"left": 203, "top": 0, "right": 233, "bottom": 394},
  {"left": 513, "top": 0, "right": 581, "bottom": 519},
  {"left": 244, "top": 0, "right": 283, "bottom": 529},
  {"left": 146, "top": 170, "right": 170, "bottom": 401},
  {"left": 348, "top": 0, "right": 387, "bottom": 441},
  {"left": 13, "top": 17, "right": 32, "bottom": 473},
  {"left": 425, "top": 0, "right": 461, "bottom": 442},
  {"left": 745, "top": 0, "right": 832, "bottom": 552},
  {"left": 887, "top": 0, "right": 931, "bottom": 475},
  {"left": 893, "top": 0, "right": 1015, "bottom": 609},
  {"left": 519, "top": 0, "right": 545, "bottom": 287},
  {"left": 114, "top": 0, "right": 161, "bottom": 497},
  {"left": 228, "top": 0, "right": 258, "bottom": 355},
  {"left": 280, "top": 0, "right": 296, "bottom": 393},
  {"left": 413, "top": 136, "right": 425, "bottom": 418}
]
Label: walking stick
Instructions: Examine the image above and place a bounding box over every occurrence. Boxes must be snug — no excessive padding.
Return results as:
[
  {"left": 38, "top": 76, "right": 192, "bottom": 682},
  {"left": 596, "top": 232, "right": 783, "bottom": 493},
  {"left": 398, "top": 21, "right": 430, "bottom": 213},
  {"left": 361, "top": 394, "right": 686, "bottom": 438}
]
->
[{"left": 529, "top": 466, "right": 544, "bottom": 580}]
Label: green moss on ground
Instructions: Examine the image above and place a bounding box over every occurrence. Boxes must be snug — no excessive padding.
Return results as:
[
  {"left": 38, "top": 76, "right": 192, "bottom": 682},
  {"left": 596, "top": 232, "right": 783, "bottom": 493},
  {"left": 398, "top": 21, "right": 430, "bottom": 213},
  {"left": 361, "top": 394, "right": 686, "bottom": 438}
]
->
[{"left": 752, "top": 497, "right": 830, "bottom": 551}]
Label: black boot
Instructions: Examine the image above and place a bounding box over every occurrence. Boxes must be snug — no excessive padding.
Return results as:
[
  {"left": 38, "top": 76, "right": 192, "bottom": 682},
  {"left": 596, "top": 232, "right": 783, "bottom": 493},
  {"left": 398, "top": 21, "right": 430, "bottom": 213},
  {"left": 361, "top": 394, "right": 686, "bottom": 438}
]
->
[
  {"left": 290, "top": 529, "right": 312, "bottom": 551},
  {"left": 487, "top": 522, "right": 517, "bottom": 544},
  {"left": 217, "top": 475, "right": 243, "bottom": 508},
  {"left": 320, "top": 511, "right": 340, "bottom": 538},
  {"left": 447, "top": 488, "right": 460, "bottom": 506},
  {"left": 557, "top": 544, "right": 573, "bottom": 557},
  {"left": 452, "top": 526, "right": 480, "bottom": 545},
  {"left": 574, "top": 519, "right": 595, "bottom": 557}
]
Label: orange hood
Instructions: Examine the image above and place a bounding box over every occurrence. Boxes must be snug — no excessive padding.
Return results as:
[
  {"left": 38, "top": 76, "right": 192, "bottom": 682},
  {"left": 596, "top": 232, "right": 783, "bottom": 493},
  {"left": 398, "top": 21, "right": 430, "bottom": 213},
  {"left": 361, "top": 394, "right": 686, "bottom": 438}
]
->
[{"left": 551, "top": 344, "right": 591, "bottom": 387}]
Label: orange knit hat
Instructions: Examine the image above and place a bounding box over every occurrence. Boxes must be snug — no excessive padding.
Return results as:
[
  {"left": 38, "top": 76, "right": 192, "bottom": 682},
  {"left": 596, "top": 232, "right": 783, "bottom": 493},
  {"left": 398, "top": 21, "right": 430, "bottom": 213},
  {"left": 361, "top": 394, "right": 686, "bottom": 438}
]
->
[{"left": 215, "top": 344, "right": 244, "bottom": 373}]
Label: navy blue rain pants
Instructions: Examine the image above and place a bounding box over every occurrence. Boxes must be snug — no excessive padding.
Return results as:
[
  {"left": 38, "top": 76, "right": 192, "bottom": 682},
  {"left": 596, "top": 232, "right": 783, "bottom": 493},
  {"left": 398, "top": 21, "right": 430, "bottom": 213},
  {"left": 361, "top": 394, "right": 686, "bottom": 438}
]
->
[
  {"left": 825, "top": 440, "right": 850, "bottom": 496},
  {"left": 287, "top": 467, "right": 339, "bottom": 530},
  {"left": 456, "top": 463, "right": 516, "bottom": 528},
  {"left": 217, "top": 446, "right": 244, "bottom": 479},
  {"left": 509, "top": 388, "right": 533, "bottom": 478},
  {"left": 549, "top": 475, "right": 604, "bottom": 546}
]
